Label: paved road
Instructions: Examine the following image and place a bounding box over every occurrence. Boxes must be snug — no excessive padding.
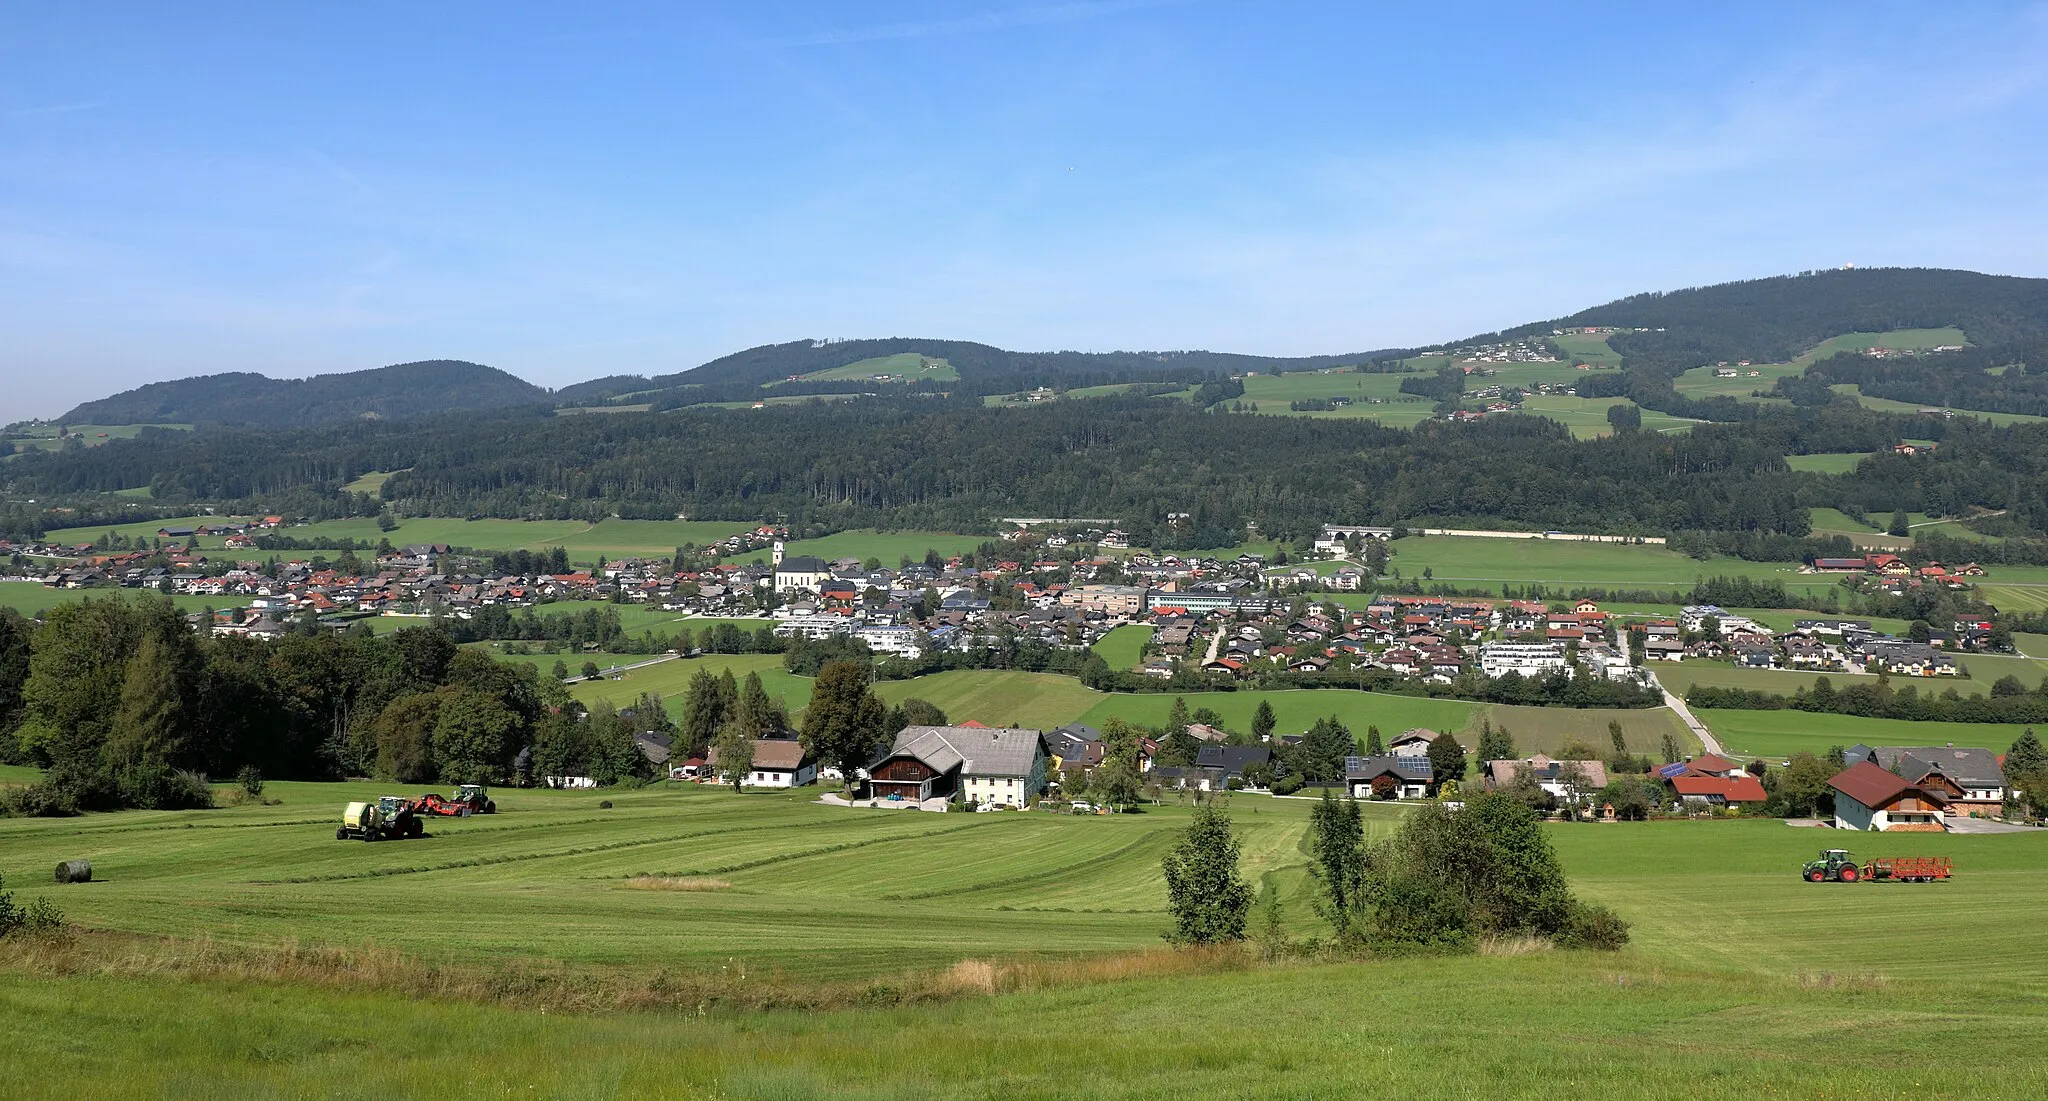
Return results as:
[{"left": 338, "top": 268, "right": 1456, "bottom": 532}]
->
[
  {"left": 1203, "top": 623, "right": 1227, "bottom": 664},
  {"left": 1649, "top": 672, "right": 1726, "bottom": 757}
]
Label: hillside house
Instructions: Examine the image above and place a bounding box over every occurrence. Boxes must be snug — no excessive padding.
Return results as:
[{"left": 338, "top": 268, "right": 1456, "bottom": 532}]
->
[{"left": 1387, "top": 729, "right": 1438, "bottom": 756}]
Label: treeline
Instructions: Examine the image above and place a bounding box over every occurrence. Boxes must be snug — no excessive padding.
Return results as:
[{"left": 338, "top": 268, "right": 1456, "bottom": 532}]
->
[
  {"left": 0, "top": 595, "right": 646, "bottom": 817},
  {"left": 1686, "top": 671, "right": 2048, "bottom": 724}
]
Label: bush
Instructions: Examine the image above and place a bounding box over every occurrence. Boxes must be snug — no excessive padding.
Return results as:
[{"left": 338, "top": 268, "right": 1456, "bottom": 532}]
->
[
  {"left": 116, "top": 765, "right": 215, "bottom": 811},
  {"left": 1558, "top": 902, "right": 1632, "bottom": 951},
  {"left": 237, "top": 766, "right": 265, "bottom": 797},
  {"left": 1271, "top": 774, "right": 1305, "bottom": 796},
  {"left": 0, "top": 873, "right": 62, "bottom": 939},
  {"left": 1, "top": 783, "right": 78, "bottom": 818},
  {"left": 598, "top": 799, "right": 614, "bottom": 809}
]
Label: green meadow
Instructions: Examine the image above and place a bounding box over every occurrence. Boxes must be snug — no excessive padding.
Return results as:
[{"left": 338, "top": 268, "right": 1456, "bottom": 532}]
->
[
  {"left": 1786, "top": 452, "right": 1869, "bottom": 474},
  {"left": 2, "top": 788, "right": 2045, "bottom": 1096},
  {"left": 42, "top": 516, "right": 757, "bottom": 562},
  {"left": 1697, "top": 707, "right": 2034, "bottom": 759},
  {"left": 1382, "top": 535, "right": 1838, "bottom": 595},
  {"left": 1090, "top": 624, "right": 1152, "bottom": 671},
  {"left": 0, "top": 582, "right": 251, "bottom": 619},
  {"left": 763, "top": 529, "right": 990, "bottom": 565},
  {"left": 769, "top": 353, "right": 958, "bottom": 386}
]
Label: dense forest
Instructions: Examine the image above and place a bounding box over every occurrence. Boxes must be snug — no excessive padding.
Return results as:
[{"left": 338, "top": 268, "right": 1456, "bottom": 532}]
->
[
  {"left": 58, "top": 360, "right": 552, "bottom": 428},
  {"left": 15, "top": 391, "right": 2048, "bottom": 542},
  {"left": 1779, "top": 338, "right": 2048, "bottom": 416}
]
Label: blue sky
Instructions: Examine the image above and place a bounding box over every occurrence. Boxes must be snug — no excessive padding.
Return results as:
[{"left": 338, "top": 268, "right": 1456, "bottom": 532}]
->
[{"left": 3, "top": 1, "right": 2047, "bottom": 419}]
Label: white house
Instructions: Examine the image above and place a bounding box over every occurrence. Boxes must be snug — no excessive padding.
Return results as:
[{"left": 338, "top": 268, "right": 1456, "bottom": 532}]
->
[
  {"left": 707, "top": 738, "right": 817, "bottom": 788},
  {"left": 1479, "top": 641, "right": 1569, "bottom": 678}
]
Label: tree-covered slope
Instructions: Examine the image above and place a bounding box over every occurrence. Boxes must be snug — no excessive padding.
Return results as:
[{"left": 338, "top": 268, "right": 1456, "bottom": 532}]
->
[{"left": 59, "top": 360, "right": 551, "bottom": 428}]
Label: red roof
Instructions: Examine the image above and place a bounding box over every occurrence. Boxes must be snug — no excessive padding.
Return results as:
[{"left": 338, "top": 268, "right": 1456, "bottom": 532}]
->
[
  {"left": 1828, "top": 761, "right": 1913, "bottom": 808},
  {"left": 958, "top": 720, "right": 990, "bottom": 729},
  {"left": 1670, "top": 774, "right": 1768, "bottom": 802},
  {"left": 1688, "top": 753, "right": 1742, "bottom": 774}
]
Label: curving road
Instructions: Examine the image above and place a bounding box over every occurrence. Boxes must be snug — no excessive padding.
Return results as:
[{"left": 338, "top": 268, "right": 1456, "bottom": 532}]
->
[{"left": 1648, "top": 671, "right": 1725, "bottom": 757}]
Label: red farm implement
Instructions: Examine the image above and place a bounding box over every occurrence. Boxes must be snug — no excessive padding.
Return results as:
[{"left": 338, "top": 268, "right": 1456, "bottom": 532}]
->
[{"left": 1862, "top": 856, "right": 1953, "bottom": 883}]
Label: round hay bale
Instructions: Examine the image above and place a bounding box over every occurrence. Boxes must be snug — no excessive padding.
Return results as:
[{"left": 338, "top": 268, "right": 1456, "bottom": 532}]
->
[{"left": 55, "top": 859, "right": 92, "bottom": 884}]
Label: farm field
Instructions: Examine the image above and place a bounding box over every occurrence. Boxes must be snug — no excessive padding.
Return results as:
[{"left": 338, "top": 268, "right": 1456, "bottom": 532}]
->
[
  {"left": 1786, "top": 452, "right": 1868, "bottom": 474},
  {"left": 1, "top": 422, "right": 192, "bottom": 452},
  {"left": 1090, "top": 624, "right": 1152, "bottom": 671},
  {"left": 568, "top": 654, "right": 811, "bottom": 713},
  {"left": 3, "top": 795, "right": 2046, "bottom": 1096},
  {"left": 41, "top": 516, "right": 756, "bottom": 561},
  {"left": 1507, "top": 396, "right": 1694, "bottom": 438},
  {"left": 767, "top": 529, "right": 989, "bottom": 566},
  {"left": 0, "top": 582, "right": 251, "bottom": 619},
  {"left": 1382, "top": 535, "right": 1835, "bottom": 595},
  {"left": 1654, "top": 662, "right": 1879, "bottom": 698},
  {"left": 769, "top": 353, "right": 957, "bottom": 386},
  {"left": 340, "top": 470, "right": 404, "bottom": 495},
  {"left": 1696, "top": 707, "right": 2034, "bottom": 760},
  {"left": 1548, "top": 333, "right": 1625, "bottom": 367},
  {"left": 1836, "top": 386, "right": 2048, "bottom": 425}
]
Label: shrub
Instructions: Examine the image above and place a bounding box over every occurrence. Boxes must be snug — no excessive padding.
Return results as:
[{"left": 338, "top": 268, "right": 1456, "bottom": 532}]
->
[
  {"left": 1558, "top": 903, "right": 1632, "bottom": 951},
  {"left": 0, "top": 874, "right": 61, "bottom": 939},
  {"left": 237, "top": 766, "right": 265, "bottom": 797},
  {"left": 1271, "top": 774, "right": 1305, "bottom": 796},
  {"left": 117, "top": 765, "right": 215, "bottom": 811},
  {"left": 598, "top": 799, "right": 614, "bottom": 809}
]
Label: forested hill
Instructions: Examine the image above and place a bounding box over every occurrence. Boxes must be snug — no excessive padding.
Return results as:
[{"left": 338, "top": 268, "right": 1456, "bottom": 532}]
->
[
  {"left": 552, "top": 339, "right": 1389, "bottom": 406},
  {"left": 59, "top": 360, "right": 552, "bottom": 428}
]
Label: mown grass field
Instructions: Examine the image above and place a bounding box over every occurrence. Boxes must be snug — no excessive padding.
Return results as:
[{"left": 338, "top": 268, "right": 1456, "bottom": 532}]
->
[
  {"left": 42, "top": 516, "right": 756, "bottom": 562},
  {"left": 765, "top": 529, "right": 989, "bottom": 566},
  {"left": 1697, "top": 708, "right": 2034, "bottom": 759},
  {"left": 2, "top": 792, "right": 2046, "bottom": 1097},
  {"left": 1383, "top": 535, "right": 1837, "bottom": 595},
  {"left": 769, "top": 353, "right": 958, "bottom": 386},
  {"left": 0, "top": 582, "right": 251, "bottom": 619},
  {"left": 1834, "top": 385, "right": 2048, "bottom": 425},
  {"left": 1786, "top": 452, "right": 1869, "bottom": 474},
  {"left": 1090, "top": 624, "right": 1152, "bottom": 671},
  {"left": 1508, "top": 396, "right": 1695, "bottom": 438}
]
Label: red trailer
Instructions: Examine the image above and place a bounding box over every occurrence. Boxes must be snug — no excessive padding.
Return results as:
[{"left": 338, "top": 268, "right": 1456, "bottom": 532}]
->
[{"left": 1863, "top": 856, "right": 1953, "bottom": 883}]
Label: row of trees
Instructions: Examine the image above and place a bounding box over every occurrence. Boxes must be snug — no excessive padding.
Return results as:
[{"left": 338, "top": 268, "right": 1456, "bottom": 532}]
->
[
  {"left": 0, "top": 595, "right": 598, "bottom": 815},
  {"left": 1686, "top": 672, "right": 2048, "bottom": 725}
]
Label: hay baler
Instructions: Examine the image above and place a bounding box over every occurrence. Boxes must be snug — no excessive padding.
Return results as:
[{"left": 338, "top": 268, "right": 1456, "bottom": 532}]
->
[{"left": 337, "top": 795, "right": 425, "bottom": 841}]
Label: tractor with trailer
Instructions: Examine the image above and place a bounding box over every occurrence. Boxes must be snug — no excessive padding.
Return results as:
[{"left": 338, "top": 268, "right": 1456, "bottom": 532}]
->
[
  {"left": 337, "top": 795, "right": 425, "bottom": 841},
  {"left": 1801, "top": 849, "right": 1952, "bottom": 883},
  {"left": 416, "top": 784, "right": 496, "bottom": 817}
]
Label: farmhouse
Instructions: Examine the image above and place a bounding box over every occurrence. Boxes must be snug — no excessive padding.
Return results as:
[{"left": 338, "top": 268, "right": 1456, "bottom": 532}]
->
[
  {"left": 1845, "top": 745, "right": 2006, "bottom": 818},
  {"left": 706, "top": 738, "right": 817, "bottom": 788},
  {"left": 1482, "top": 755, "right": 1608, "bottom": 799},
  {"left": 867, "top": 726, "right": 1047, "bottom": 808},
  {"left": 1827, "top": 761, "right": 1954, "bottom": 832}
]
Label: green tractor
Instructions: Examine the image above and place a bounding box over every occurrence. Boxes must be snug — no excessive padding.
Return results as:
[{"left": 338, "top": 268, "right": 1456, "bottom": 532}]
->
[
  {"left": 1801, "top": 848, "right": 1862, "bottom": 883},
  {"left": 337, "top": 795, "right": 425, "bottom": 842}
]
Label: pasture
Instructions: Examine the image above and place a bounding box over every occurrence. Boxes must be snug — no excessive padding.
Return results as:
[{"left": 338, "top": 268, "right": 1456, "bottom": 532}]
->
[
  {"left": 1090, "top": 624, "right": 1152, "bottom": 671},
  {"left": 0, "top": 582, "right": 250, "bottom": 619},
  {"left": 41, "top": 516, "right": 757, "bottom": 562},
  {"left": 770, "top": 353, "right": 958, "bottom": 386},
  {"left": 1786, "top": 453, "right": 1868, "bottom": 474},
  {"left": 1696, "top": 707, "right": 2034, "bottom": 759},
  {"left": 1382, "top": 535, "right": 1836, "bottom": 595},
  {"left": 3, "top": 791, "right": 2046, "bottom": 1096},
  {"left": 1507, "top": 396, "right": 1694, "bottom": 438},
  {"left": 764, "top": 529, "right": 990, "bottom": 566}
]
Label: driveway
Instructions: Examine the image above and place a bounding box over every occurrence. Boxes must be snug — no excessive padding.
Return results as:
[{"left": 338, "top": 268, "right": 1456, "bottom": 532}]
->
[{"left": 1942, "top": 816, "right": 2039, "bottom": 835}]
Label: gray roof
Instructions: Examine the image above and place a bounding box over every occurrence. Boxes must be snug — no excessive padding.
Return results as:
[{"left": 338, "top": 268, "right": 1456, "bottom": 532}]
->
[
  {"left": 776, "top": 555, "right": 828, "bottom": 574},
  {"left": 1345, "top": 755, "right": 1433, "bottom": 782},
  {"left": 1196, "top": 745, "right": 1272, "bottom": 776},
  {"left": 1854, "top": 745, "right": 2006, "bottom": 787},
  {"left": 887, "top": 725, "right": 1044, "bottom": 778}
]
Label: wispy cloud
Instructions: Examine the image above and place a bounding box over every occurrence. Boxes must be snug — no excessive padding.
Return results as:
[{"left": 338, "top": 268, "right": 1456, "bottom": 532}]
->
[
  {"left": 5, "top": 100, "right": 104, "bottom": 118},
  {"left": 765, "top": 0, "right": 1197, "bottom": 47}
]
